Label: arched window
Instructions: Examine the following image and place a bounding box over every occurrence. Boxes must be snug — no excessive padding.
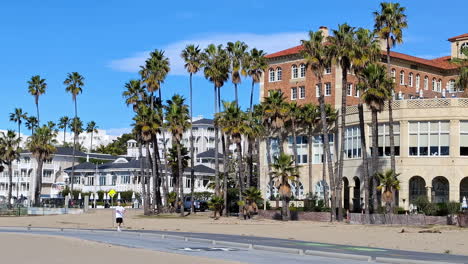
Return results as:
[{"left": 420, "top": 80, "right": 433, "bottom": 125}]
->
[
  {"left": 424, "top": 76, "right": 429, "bottom": 90},
  {"left": 391, "top": 69, "right": 396, "bottom": 82},
  {"left": 269, "top": 68, "right": 275, "bottom": 82},
  {"left": 416, "top": 74, "right": 420, "bottom": 90},
  {"left": 292, "top": 65, "right": 298, "bottom": 79},
  {"left": 409, "top": 73, "right": 413, "bottom": 87},
  {"left": 276, "top": 67, "right": 282, "bottom": 81},
  {"left": 299, "top": 64, "right": 306, "bottom": 78},
  {"left": 400, "top": 71, "right": 405, "bottom": 85},
  {"left": 432, "top": 78, "right": 436, "bottom": 91},
  {"left": 437, "top": 79, "right": 442, "bottom": 92}
]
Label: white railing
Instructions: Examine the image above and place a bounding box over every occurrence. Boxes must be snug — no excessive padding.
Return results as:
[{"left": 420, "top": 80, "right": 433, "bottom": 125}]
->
[{"left": 347, "top": 98, "right": 468, "bottom": 114}]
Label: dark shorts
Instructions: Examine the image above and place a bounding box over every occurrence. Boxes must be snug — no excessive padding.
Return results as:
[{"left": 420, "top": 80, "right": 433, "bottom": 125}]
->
[{"left": 116, "top": 217, "right": 123, "bottom": 224}]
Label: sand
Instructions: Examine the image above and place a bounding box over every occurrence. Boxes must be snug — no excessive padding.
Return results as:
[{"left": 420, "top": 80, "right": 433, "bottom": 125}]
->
[
  {"left": 1, "top": 209, "right": 467, "bottom": 256},
  {"left": 0, "top": 233, "right": 244, "bottom": 264}
]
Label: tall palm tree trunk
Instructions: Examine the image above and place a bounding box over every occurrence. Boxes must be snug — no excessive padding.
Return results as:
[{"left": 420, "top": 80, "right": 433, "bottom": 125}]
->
[
  {"left": 145, "top": 143, "right": 152, "bottom": 214},
  {"left": 189, "top": 73, "right": 195, "bottom": 213},
  {"left": 292, "top": 121, "right": 298, "bottom": 168},
  {"left": 222, "top": 134, "right": 229, "bottom": 216},
  {"left": 308, "top": 129, "right": 313, "bottom": 198},
  {"left": 34, "top": 159, "right": 44, "bottom": 207},
  {"left": 36, "top": 101, "right": 40, "bottom": 125},
  {"left": 152, "top": 138, "right": 161, "bottom": 213},
  {"left": 234, "top": 83, "right": 238, "bottom": 106},
  {"left": 247, "top": 137, "right": 253, "bottom": 187},
  {"left": 237, "top": 141, "right": 245, "bottom": 216},
  {"left": 7, "top": 164, "right": 13, "bottom": 208},
  {"left": 281, "top": 194, "right": 289, "bottom": 221},
  {"left": 386, "top": 38, "right": 396, "bottom": 174},
  {"left": 337, "top": 68, "right": 348, "bottom": 221},
  {"left": 371, "top": 110, "right": 379, "bottom": 211},
  {"left": 255, "top": 137, "right": 261, "bottom": 189},
  {"left": 318, "top": 81, "right": 335, "bottom": 220},
  {"left": 63, "top": 126, "right": 67, "bottom": 144},
  {"left": 138, "top": 142, "right": 148, "bottom": 214},
  {"left": 214, "top": 85, "right": 220, "bottom": 196},
  {"left": 90, "top": 131, "right": 93, "bottom": 152},
  {"left": 249, "top": 79, "right": 255, "bottom": 112},
  {"left": 70, "top": 100, "right": 78, "bottom": 192},
  {"left": 177, "top": 142, "right": 185, "bottom": 217},
  {"left": 358, "top": 104, "right": 370, "bottom": 220}
]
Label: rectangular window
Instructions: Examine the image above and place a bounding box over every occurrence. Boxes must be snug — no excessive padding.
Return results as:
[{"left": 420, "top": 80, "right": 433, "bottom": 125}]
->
[
  {"left": 416, "top": 75, "right": 420, "bottom": 90},
  {"left": 299, "top": 86, "right": 305, "bottom": 99},
  {"left": 325, "top": 83, "right": 331, "bottom": 96},
  {"left": 121, "top": 175, "right": 131, "bottom": 184},
  {"left": 277, "top": 69, "right": 282, "bottom": 81},
  {"left": 325, "top": 66, "right": 332, "bottom": 74},
  {"left": 344, "top": 126, "right": 361, "bottom": 159},
  {"left": 409, "top": 121, "right": 449, "bottom": 156},
  {"left": 316, "top": 84, "right": 320, "bottom": 97},
  {"left": 354, "top": 87, "right": 360, "bottom": 97},
  {"left": 269, "top": 70, "right": 275, "bottom": 82},
  {"left": 300, "top": 65, "right": 306, "bottom": 78},
  {"left": 99, "top": 175, "right": 106, "bottom": 186},
  {"left": 43, "top": 170, "right": 53, "bottom": 178},
  {"left": 409, "top": 74, "right": 413, "bottom": 87},
  {"left": 313, "top": 134, "right": 334, "bottom": 164},
  {"left": 460, "top": 121, "right": 468, "bottom": 156},
  {"left": 449, "top": 80, "right": 456, "bottom": 93},
  {"left": 291, "top": 87, "right": 297, "bottom": 100},
  {"left": 347, "top": 83, "right": 352, "bottom": 96},
  {"left": 288, "top": 136, "right": 308, "bottom": 164},
  {"left": 292, "top": 66, "right": 298, "bottom": 79},
  {"left": 185, "top": 178, "right": 191, "bottom": 188},
  {"left": 370, "top": 123, "right": 401, "bottom": 157}
]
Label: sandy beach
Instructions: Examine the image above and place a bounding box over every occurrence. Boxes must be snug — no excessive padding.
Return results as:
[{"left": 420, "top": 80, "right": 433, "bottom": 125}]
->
[
  {"left": 1, "top": 209, "right": 467, "bottom": 256},
  {"left": 0, "top": 232, "right": 244, "bottom": 264}
]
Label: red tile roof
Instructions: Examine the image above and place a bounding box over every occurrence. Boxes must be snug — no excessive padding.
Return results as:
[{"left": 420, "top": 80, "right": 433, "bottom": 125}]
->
[
  {"left": 266, "top": 45, "right": 459, "bottom": 70},
  {"left": 448, "top": 33, "right": 468, "bottom": 42}
]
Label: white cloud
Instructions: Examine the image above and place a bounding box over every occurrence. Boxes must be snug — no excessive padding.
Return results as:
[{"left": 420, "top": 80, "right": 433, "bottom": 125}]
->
[{"left": 108, "top": 32, "right": 306, "bottom": 75}]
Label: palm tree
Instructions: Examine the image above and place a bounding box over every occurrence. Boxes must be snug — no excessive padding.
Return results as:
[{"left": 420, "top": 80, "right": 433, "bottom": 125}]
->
[
  {"left": 27, "top": 75, "right": 47, "bottom": 124},
  {"left": 26, "top": 125, "right": 57, "bottom": 206},
  {"left": 58, "top": 116, "right": 70, "bottom": 145},
  {"left": 454, "top": 48, "right": 468, "bottom": 95},
  {"left": 374, "top": 2, "right": 408, "bottom": 175},
  {"left": 216, "top": 101, "right": 249, "bottom": 209},
  {"left": 0, "top": 131, "right": 21, "bottom": 208},
  {"left": 9, "top": 108, "right": 27, "bottom": 142},
  {"left": 123, "top": 80, "right": 145, "bottom": 112},
  {"left": 270, "top": 153, "right": 299, "bottom": 221},
  {"left": 202, "top": 44, "right": 230, "bottom": 196},
  {"left": 301, "top": 103, "right": 320, "bottom": 196},
  {"left": 245, "top": 48, "right": 267, "bottom": 112},
  {"left": 25, "top": 116, "right": 38, "bottom": 134},
  {"left": 140, "top": 49, "right": 170, "bottom": 101},
  {"left": 226, "top": 41, "right": 248, "bottom": 105},
  {"left": 353, "top": 27, "right": 381, "bottom": 216},
  {"left": 262, "top": 90, "right": 289, "bottom": 153},
  {"left": 86, "top": 121, "right": 98, "bottom": 152},
  {"left": 181, "top": 44, "right": 203, "bottom": 213},
  {"left": 165, "top": 95, "right": 190, "bottom": 217},
  {"left": 285, "top": 102, "right": 302, "bottom": 168},
  {"left": 376, "top": 169, "right": 400, "bottom": 214},
  {"left": 244, "top": 107, "right": 264, "bottom": 188},
  {"left": 328, "top": 23, "right": 357, "bottom": 221},
  {"left": 208, "top": 195, "right": 224, "bottom": 219},
  {"left": 301, "top": 30, "right": 335, "bottom": 209},
  {"left": 358, "top": 63, "right": 392, "bottom": 211},
  {"left": 64, "top": 72, "right": 84, "bottom": 192}
]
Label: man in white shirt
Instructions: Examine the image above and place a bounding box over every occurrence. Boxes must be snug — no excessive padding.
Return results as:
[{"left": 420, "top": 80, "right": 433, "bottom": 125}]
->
[{"left": 115, "top": 202, "right": 125, "bottom": 232}]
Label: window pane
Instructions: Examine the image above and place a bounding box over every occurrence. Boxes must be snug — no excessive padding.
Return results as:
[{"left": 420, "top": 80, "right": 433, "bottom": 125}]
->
[
  {"left": 378, "top": 135, "right": 384, "bottom": 146},
  {"left": 430, "top": 122, "right": 439, "bottom": 132},
  {"left": 409, "top": 122, "right": 418, "bottom": 132},
  {"left": 393, "top": 123, "right": 400, "bottom": 133},
  {"left": 461, "top": 134, "right": 468, "bottom": 146},
  {"left": 430, "top": 134, "right": 439, "bottom": 146},
  {"left": 440, "top": 134, "right": 449, "bottom": 146},
  {"left": 420, "top": 122, "right": 428, "bottom": 132},
  {"left": 394, "top": 135, "right": 401, "bottom": 146},
  {"left": 409, "top": 134, "right": 418, "bottom": 147},
  {"left": 440, "top": 122, "right": 449, "bottom": 131},
  {"left": 461, "top": 121, "right": 468, "bottom": 132},
  {"left": 420, "top": 134, "right": 428, "bottom": 147},
  {"left": 378, "top": 124, "right": 384, "bottom": 134}
]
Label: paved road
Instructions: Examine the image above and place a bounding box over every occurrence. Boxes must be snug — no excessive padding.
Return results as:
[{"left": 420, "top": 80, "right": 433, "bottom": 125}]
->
[
  {"left": 0, "top": 227, "right": 367, "bottom": 264},
  {"left": 123, "top": 228, "right": 467, "bottom": 263},
  {"left": 0, "top": 227, "right": 466, "bottom": 263}
]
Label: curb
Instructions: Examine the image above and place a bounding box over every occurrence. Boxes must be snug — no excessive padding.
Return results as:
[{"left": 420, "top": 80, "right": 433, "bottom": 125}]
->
[
  {"left": 186, "top": 237, "right": 214, "bottom": 244},
  {"left": 252, "top": 244, "right": 303, "bottom": 255},
  {"left": 161, "top": 234, "right": 185, "bottom": 240},
  {"left": 213, "top": 240, "right": 253, "bottom": 249},
  {"left": 375, "top": 257, "right": 459, "bottom": 264},
  {"left": 305, "top": 250, "right": 372, "bottom": 262}
]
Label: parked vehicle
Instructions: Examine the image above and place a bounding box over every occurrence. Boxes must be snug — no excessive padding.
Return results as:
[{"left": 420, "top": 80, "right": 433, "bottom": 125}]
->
[{"left": 183, "top": 196, "right": 208, "bottom": 212}]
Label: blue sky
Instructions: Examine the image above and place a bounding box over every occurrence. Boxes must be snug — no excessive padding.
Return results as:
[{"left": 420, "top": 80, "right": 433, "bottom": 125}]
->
[{"left": 0, "top": 0, "right": 465, "bottom": 135}]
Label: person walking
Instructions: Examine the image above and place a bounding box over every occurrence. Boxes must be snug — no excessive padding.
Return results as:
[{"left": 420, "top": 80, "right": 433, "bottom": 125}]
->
[{"left": 115, "top": 202, "right": 125, "bottom": 232}]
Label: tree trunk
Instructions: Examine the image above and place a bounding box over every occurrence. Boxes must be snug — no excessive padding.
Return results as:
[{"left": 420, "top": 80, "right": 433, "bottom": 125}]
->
[
  {"left": 371, "top": 110, "right": 379, "bottom": 212},
  {"left": 308, "top": 129, "right": 313, "bottom": 198},
  {"left": 222, "top": 134, "right": 229, "bottom": 216},
  {"left": 214, "top": 85, "right": 220, "bottom": 196},
  {"left": 281, "top": 196, "right": 289, "bottom": 221},
  {"left": 145, "top": 144, "right": 152, "bottom": 214},
  {"left": 36, "top": 101, "right": 40, "bottom": 125},
  {"left": 318, "top": 80, "right": 335, "bottom": 220},
  {"left": 387, "top": 38, "right": 396, "bottom": 175},
  {"left": 336, "top": 66, "right": 348, "bottom": 221},
  {"left": 292, "top": 121, "right": 298, "bottom": 168},
  {"left": 63, "top": 127, "right": 66, "bottom": 144},
  {"left": 177, "top": 142, "right": 185, "bottom": 217},
  {"left": 90, "top": 131, "right": 93, "bottom": 152},
  {"left": 70, "top": 99, "right": 78, "bottom": 192},
  {"left": 234, "top": 83, "right": 238, "bottom": 107},
  {"left": 139, "top": 142, "right": 148, "bottom": 215},
  {"left": 266, "top": 137, "right": 273, "bottom": 198},
  {"left": 247, "top": 137, "right": 253, "bottom": 188},
  {"left": 358, "top": 104, "right": 370, "bottom": 221},
  {"left": 7, "top": 164, "right": 13, "bottom": 208},
  {"left": 189, "top": 74, "right": 195, "bottom": 213},
  {"left": 250, "top": 79, "right": 255, "bottom": 112},
  {"left": 34, "top": 158, "right": 43, "bottom": 207},
  {"left": 237, "top": 141, "right": 244, "bottom": 216},
  {"left": 152, "top": 138, "right": 161, "bottom": 213},
  {"left": 255, "top": 137, "right": 261, "bottom": 189}
]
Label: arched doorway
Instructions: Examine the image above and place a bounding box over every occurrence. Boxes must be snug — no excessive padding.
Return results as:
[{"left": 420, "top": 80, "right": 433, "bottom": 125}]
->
[
  {"left": 460, "top": 177, "right": 468, "bottom": 203},
  {"left": 353, "top": 177, "right": 361, "bottom": 212},
  {"left": 291, "top": 182, "right": 305, "bottom": 199},
  {"left": 409, "top": 176, "right": 426, "bottom": 202},
  {"left": 343, "top": 178, "right": 350, "bottom": 210},
  {"left": 432, "top": 176, "right": 449, "bottom": 203}
]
